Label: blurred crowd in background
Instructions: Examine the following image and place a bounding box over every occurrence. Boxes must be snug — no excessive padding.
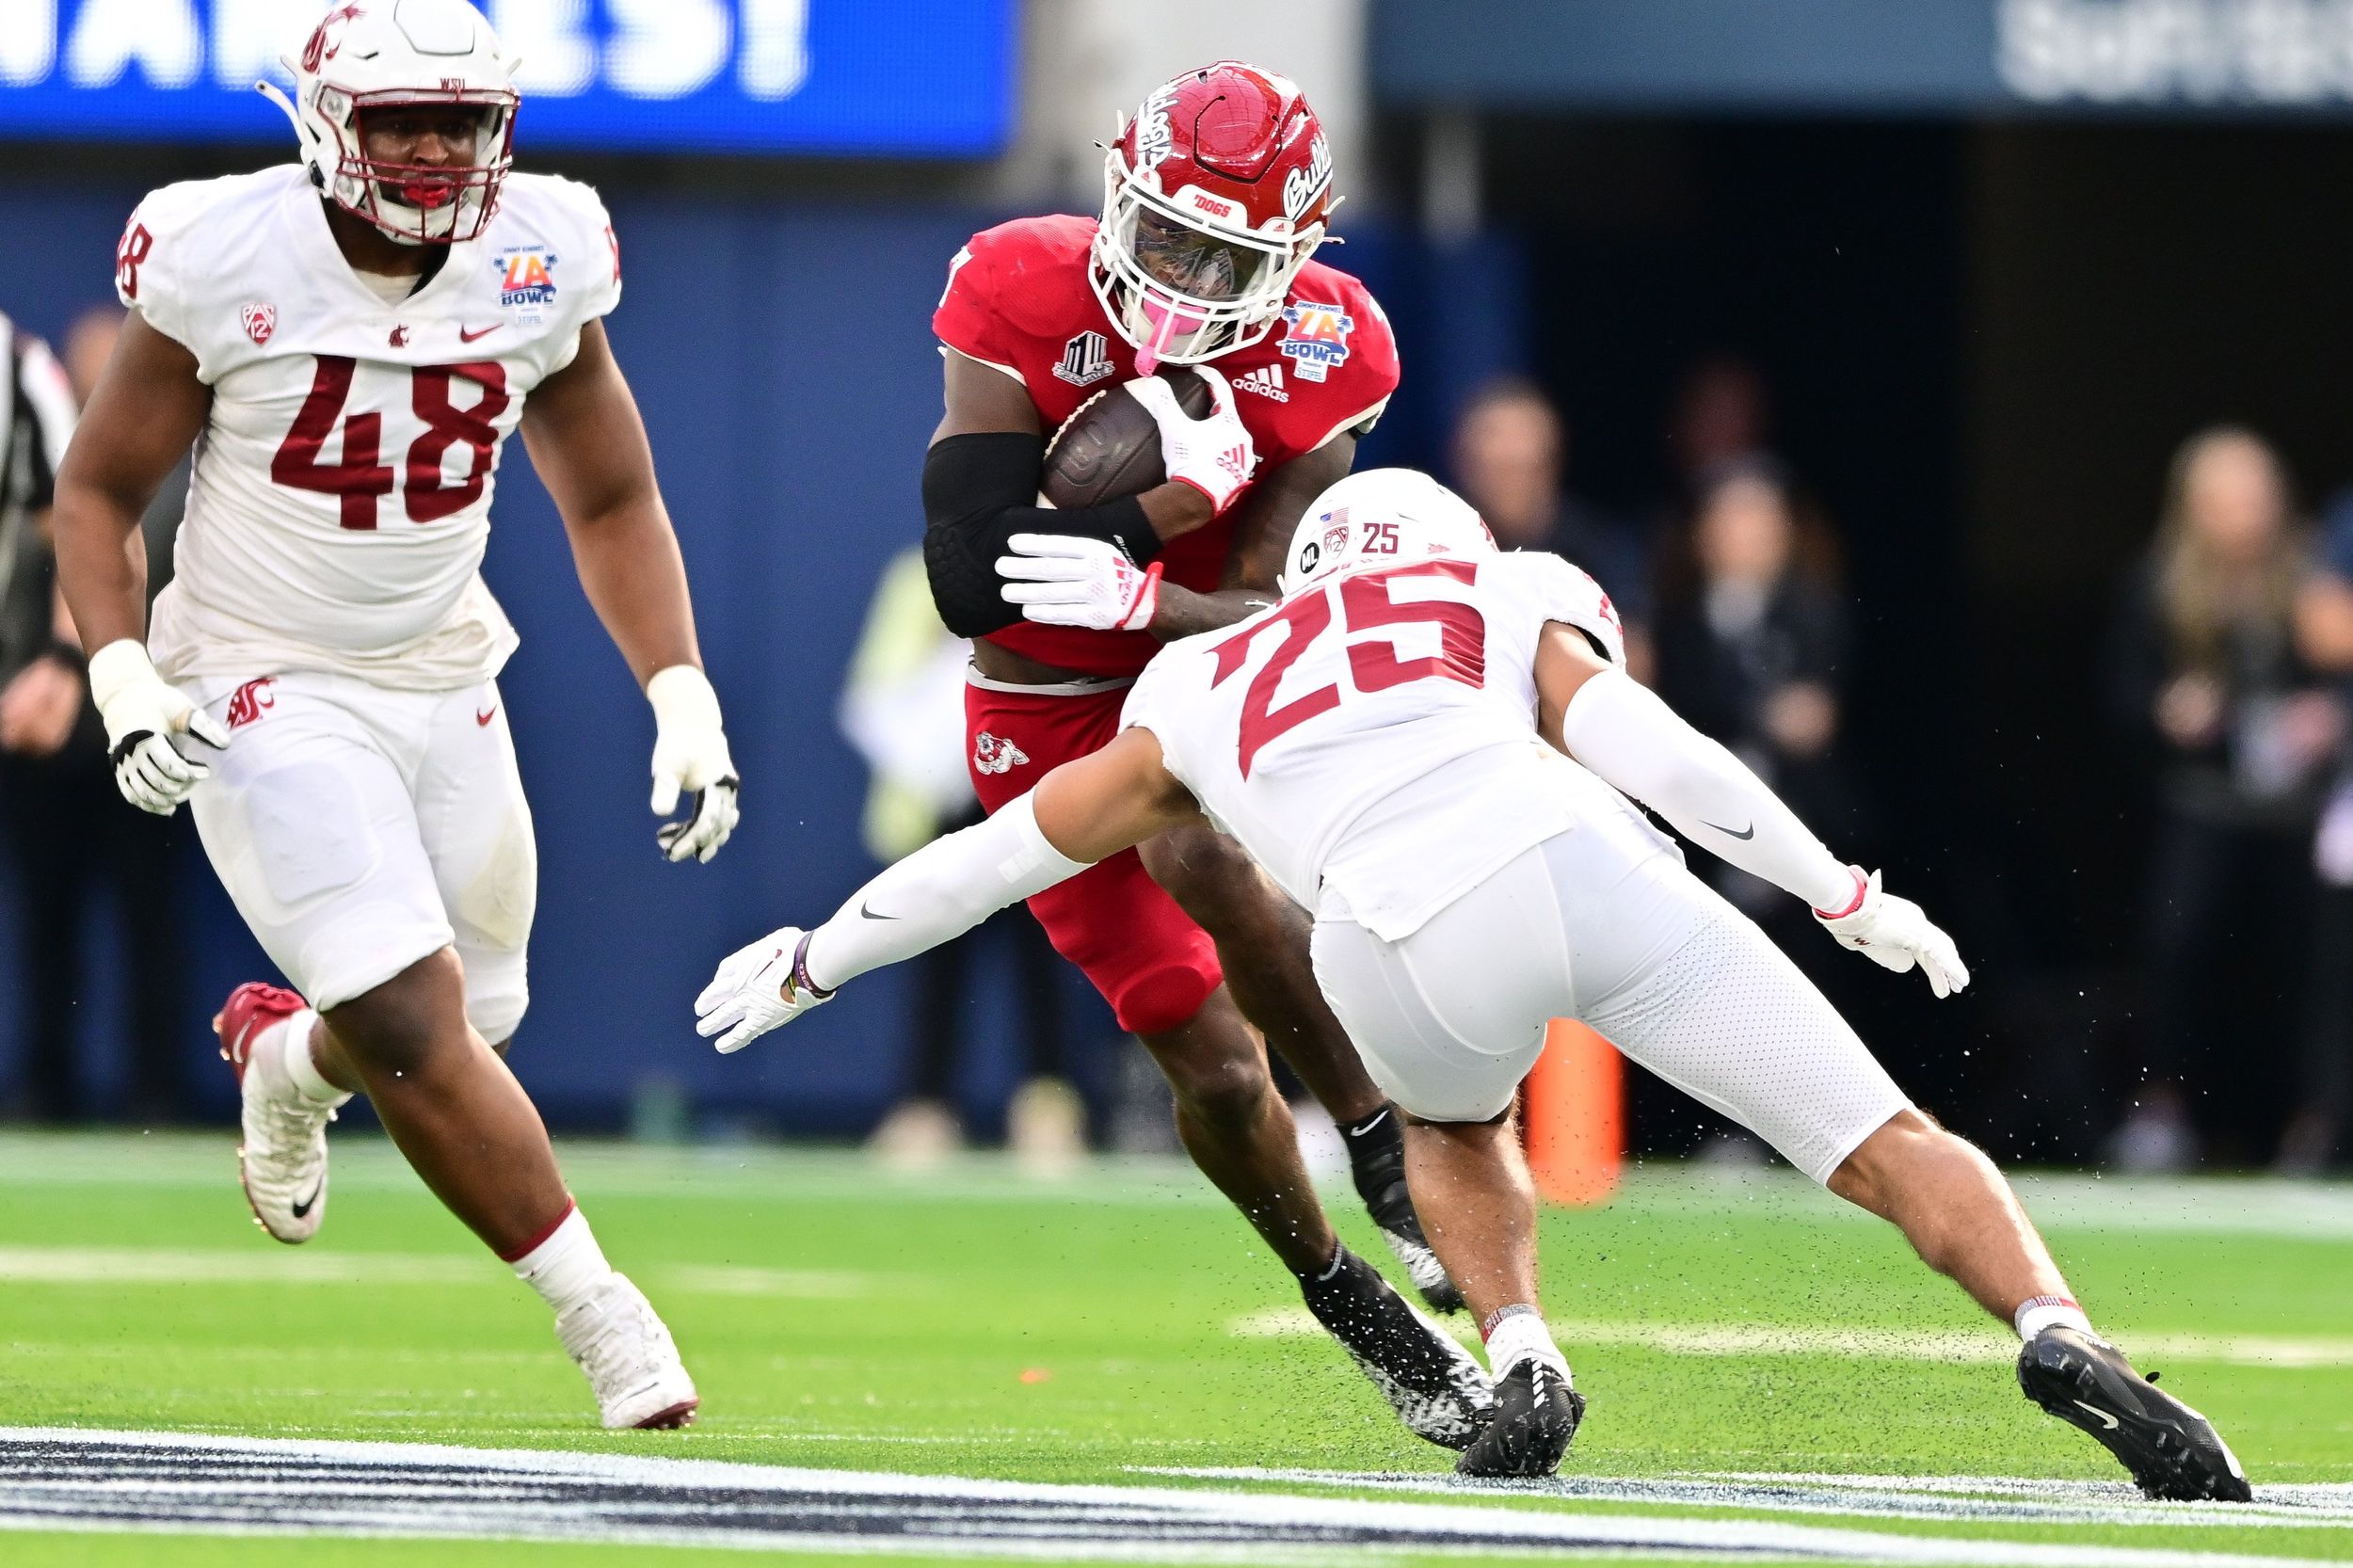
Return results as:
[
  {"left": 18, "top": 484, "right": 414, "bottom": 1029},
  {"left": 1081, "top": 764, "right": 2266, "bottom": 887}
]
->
[
  {"left": 7, "top": 0, "right": 2353, "bottom": 1176},
  {"left": 8, "top": 303, "right": 2353, "bottom": 1176}
]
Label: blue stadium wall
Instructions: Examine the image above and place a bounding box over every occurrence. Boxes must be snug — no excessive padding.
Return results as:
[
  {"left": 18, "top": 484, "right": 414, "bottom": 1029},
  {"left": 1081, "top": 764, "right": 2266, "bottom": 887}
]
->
[{"left": 0, "top": 176, "right": 1499, "bottom": 1133}]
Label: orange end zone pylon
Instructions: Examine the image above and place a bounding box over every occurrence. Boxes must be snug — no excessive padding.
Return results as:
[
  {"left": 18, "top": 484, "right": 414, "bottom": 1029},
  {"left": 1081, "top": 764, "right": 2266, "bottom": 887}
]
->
[{"left": 1523, "top": 1019, "right": 1624, "bottom": 1206}]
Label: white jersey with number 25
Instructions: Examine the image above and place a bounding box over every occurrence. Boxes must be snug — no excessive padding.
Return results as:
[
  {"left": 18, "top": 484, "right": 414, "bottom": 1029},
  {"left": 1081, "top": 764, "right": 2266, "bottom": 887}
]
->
[
  {"left": 1120, "top": 551, "right": 1659, "bottom": 942},
  {"left": 116, "top": 164, "right": 621, "bottom": 690}
]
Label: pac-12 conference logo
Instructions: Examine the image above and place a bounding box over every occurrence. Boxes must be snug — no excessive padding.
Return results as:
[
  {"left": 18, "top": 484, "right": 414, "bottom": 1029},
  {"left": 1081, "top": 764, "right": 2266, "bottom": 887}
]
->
[{"left": 1278, "top": 302, "right": 1353, "bottom": 383}]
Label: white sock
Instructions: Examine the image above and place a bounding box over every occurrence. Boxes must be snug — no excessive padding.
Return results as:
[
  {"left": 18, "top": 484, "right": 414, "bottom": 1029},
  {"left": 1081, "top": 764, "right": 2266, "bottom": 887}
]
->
[
  {"left": 509, "top": 1204, "right": 614, "bottom": 1315},
  {"left": 275, "top": 1011, "right": 351, "bottom": 1108},
  {"left": 2015, "top": 1294, "right": 2095, "bottom": 1341},
  {"left": 1482, "top": 1304, "right": 1573, "bottom": 1382}
]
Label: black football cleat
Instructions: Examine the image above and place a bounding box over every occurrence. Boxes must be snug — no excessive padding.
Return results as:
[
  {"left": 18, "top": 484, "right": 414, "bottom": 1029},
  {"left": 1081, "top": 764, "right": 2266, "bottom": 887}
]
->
[
  {"left": 1301, "top": 1247, "right": 1494, "bottom": 1449},
  {"left": 2017, "top": 1326, "right": 2251, "bottom": 1501},
  {"left": 1345, "top": 1106, "right": 1466, "bottom": 1313},
  {"left": 1457, "top": 1358, "right": 1585, "bottom": 1478}
]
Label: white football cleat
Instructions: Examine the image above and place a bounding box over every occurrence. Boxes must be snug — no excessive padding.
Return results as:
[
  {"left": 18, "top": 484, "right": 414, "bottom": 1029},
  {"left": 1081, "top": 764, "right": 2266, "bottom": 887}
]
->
[
  {"left": 217, "top": 982, "right": 335, "bottom": 1244},
  {"left": 556, "top": 1272, "right": 700, "bottom": 1430}
]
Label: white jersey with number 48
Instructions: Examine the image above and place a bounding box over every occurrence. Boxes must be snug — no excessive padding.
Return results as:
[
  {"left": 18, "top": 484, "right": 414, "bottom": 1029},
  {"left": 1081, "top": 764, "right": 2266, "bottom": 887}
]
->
[
  {"left": 116, "top": 164, "right": 621, "bottom": 689},
  {"left": 1120, "top": 551, "right": 1658, "bottom": 942}
]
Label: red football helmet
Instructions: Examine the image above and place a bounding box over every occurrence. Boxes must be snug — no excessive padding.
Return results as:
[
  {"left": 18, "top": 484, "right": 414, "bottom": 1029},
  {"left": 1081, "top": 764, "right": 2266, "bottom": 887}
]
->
[{"left": 1092, "top": 61, "right": 1337, "bottom": 371}]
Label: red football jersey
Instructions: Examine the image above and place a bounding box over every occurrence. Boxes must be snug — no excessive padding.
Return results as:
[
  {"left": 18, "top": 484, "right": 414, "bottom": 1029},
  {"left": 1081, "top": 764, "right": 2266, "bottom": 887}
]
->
[{"left": 934, "top": 215, "right": 1401, "bottom": 677}]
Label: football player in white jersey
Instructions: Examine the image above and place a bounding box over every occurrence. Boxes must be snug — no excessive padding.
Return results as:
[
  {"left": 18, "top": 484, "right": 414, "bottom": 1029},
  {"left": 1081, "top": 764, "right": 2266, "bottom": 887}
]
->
[
  {"left": 696, "top": 468, "right": 2251, "bottom": 1496},
  {"left": 51, "top": 0, "right": 735, "bottom": 1429}
]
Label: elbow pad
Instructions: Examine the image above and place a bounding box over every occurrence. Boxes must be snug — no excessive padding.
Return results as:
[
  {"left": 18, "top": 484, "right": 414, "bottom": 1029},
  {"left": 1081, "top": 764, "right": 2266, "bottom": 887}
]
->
[{"left": 921, "top": 432, "right": 1160, "bottom": 638}]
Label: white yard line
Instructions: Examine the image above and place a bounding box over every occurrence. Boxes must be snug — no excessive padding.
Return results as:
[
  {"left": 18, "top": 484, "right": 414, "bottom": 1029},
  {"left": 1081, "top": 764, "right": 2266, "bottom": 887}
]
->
[
  {"left": 1229, "top": 1306, "right": 2353, "bottom": 1368},
  {"left": 0, "top": 1429, "right": 2329, "bottom": 1567}
]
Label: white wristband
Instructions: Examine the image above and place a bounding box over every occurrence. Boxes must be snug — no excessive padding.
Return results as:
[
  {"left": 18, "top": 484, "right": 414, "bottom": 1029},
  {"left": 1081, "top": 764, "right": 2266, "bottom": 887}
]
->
[
  {"left": 88, "top": 638, "right": 160, "bottom": 715},
  {"left": 646, "top": 664, "right": 721, "bottom": 730}
]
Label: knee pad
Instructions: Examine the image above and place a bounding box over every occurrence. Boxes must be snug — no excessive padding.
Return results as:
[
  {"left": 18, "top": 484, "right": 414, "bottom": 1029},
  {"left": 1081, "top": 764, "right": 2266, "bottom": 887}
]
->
[{"left": 461, "top": 947, "right": 529, "bottom": 1047}]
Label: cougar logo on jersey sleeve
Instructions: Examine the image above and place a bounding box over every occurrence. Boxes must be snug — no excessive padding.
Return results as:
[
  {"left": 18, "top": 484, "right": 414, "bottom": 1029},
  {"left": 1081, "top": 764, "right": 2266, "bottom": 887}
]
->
[{"left": 973, "top": 731, "right": 1030, "bottom": 776}]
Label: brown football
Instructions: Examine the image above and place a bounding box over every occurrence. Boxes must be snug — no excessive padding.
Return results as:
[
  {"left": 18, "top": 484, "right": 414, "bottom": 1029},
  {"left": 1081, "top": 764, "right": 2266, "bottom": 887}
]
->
[{"left": 1039, "top": 372, "right": 1215, "bottom": 510}]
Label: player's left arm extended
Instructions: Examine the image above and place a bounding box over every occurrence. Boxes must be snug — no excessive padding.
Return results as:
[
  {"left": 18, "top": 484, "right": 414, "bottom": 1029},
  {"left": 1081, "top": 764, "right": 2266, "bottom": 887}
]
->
[
  {"left": 1533, "top": 624, "right": 1968, "bottom": 998},
  {"left": 696, "top": 728, "right": 1197, "bottom": 1052},
  {"left": 521, "top": 319, "right": 740, "bottom": 862},
  {"left": 1147, "top": 433, "right": 1358, "bottom": 639}
]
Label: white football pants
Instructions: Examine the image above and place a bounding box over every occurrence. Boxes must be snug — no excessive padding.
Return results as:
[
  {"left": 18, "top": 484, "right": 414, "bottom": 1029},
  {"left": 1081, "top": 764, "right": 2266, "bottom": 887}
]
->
[
  {"left": 1309, "top": 809, "right": 1910, "bottom": 1184},
  {"left": 186, "top": 669, "right": 536, "bottom": 1039}
]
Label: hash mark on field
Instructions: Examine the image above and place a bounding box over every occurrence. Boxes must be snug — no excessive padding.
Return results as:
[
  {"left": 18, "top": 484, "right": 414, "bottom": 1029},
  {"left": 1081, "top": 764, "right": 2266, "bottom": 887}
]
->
[
  {"left": 1228, "top": 1308, "right": 2353, "bottom": 1368},
  {"left": 0, "top": 1429, "right": 2327, "bottom": 1565}
]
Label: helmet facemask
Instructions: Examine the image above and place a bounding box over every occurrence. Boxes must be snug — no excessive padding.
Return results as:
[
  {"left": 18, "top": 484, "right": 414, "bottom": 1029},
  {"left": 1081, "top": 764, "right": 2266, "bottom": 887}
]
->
[
  {"left": 328, "top": 91, "right": 514, "bottom": 245},
  {"left": 1092, "top": 139, "right": 1322, "bottom": 370}
]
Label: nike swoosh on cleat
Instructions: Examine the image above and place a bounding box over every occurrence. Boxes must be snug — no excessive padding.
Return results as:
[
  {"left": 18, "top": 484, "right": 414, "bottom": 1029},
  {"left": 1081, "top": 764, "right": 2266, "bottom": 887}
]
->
[
  {"left": 1700, "top": 819, "right": 1756, "bottom": 840},
  {"left": 290, "top": 1182, "right": 323, "bottom": 1220},
  {"left": 2073, "top": 1399, "right": 2121, "bottom": 1430}
]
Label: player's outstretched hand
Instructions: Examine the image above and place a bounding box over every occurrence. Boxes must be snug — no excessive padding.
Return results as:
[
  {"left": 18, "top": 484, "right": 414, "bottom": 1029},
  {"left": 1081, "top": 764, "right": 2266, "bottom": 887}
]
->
[
  {"left": 1127, "top": 368, "right": 1257, "bottom": 515},
  {"left": 999, "top": 534, "right": 1163, "bottom": 632},
  {"left": 1814, "top": 868, "right": 1970, "bottom": 999},
  {"left": 647, "top": 665, "right": 741, "bottom": 863},
  {"left": 696, "top": 926, "right": 834, "bottom": 1053},
  {"left": 88, "top": 639, "right": 229, "bottom": 816}
]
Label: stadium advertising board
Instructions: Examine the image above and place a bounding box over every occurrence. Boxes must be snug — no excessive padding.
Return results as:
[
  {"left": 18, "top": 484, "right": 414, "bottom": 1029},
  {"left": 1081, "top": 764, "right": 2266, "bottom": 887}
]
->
[
  {"left": 1374, "top": 0, "right": 2353, "bottom": 112},
  {"left": 0, "top": 0, "right": 1014, "bottom": 154}
]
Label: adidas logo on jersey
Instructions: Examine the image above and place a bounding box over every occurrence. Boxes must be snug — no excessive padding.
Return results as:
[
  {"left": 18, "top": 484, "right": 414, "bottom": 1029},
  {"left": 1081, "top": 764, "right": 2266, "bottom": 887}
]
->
[{"left": 1235, "top": 364, "right": 1289, "bottom": 403}]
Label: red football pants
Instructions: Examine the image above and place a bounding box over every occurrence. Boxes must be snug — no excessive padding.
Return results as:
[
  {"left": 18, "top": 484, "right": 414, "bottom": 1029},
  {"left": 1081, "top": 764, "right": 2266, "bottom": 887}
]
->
[{"left": 964, "top": 678, "right": 1223, "bottom": 1035}]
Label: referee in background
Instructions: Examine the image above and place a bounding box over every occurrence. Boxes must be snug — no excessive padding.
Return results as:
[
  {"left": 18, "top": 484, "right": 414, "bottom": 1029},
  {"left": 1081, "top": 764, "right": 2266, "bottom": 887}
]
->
[{"left": 0, "top": 305, "right": 193, "bottom": 1124}]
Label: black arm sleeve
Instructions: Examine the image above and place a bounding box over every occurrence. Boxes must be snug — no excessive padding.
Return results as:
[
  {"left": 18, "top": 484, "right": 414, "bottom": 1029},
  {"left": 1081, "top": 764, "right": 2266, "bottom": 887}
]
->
[{"left": 921, "top": 432, "right": 1162, "bottom": 638}]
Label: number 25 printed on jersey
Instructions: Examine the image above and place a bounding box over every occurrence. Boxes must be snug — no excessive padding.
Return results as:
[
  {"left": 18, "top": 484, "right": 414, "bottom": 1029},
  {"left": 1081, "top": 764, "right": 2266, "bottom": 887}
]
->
[{"left": 1210, "top": 561, "right": 1486, "bottom": 778}]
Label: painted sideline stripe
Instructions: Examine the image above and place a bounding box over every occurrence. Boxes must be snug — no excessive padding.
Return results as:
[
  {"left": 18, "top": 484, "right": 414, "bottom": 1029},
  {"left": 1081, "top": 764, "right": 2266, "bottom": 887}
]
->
[
  {"left": 1229, "top": 1307, "right": 2353, "bottom": 1368},
  {"left": 0, "top": 1428, "right": 2318, "bottom": 1567},
  {"left": 1139, "top": 1466, "right": 2353, "bottom": 1531}
]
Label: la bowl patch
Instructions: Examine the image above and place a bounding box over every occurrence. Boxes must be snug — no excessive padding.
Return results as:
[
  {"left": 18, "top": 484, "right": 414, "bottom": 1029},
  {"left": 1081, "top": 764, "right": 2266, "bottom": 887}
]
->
[
  {"left": 1279, "top": 302, "right": 1353, "bottom": 383},
  {"left": 492, "top": 247, "right": 560, "bottom": 325}
]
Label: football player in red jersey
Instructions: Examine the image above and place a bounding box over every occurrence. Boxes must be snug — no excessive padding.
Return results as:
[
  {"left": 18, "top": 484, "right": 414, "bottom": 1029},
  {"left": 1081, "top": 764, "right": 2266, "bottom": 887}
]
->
[{"left": 920, "top": 63, "right": 1492, "bottom": 1447}]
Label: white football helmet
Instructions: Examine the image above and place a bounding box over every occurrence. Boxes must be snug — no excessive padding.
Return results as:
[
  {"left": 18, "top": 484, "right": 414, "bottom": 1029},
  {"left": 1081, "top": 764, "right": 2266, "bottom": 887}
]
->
[
  {"left": 259, "top": 0, "right": 519, "bottom": 246},
  {"left": 1279, "top": 469, "right": 1498, "bottom": 597}
]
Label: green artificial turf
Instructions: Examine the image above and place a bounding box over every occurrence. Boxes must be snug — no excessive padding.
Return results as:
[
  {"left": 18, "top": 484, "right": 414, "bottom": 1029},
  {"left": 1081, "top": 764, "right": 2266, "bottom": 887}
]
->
[{"left": 0, "top": 1132, "right": 2346, "bottom": 1565}]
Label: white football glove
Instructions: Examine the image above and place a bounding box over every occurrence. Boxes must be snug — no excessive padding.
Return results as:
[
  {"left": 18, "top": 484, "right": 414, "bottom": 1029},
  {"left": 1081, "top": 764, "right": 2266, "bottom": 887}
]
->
[
  {"left": 647, "top": 664, "right": 741, "bottom": 863},
  {"left": 695, "top": 925, "right": 835, "bottom": 1054},
  {"left": 1126, "top": 367, "right": 1257, "bottom": 515},
  {"left": 88, "top": 639, "right": 229, "bottom": 816},
  {"left": 1815, "top": 867, "right": 1970, "bottom": 999},
  {"left": 997, "top": 533, "right": 1163, "bottom": 631}
]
